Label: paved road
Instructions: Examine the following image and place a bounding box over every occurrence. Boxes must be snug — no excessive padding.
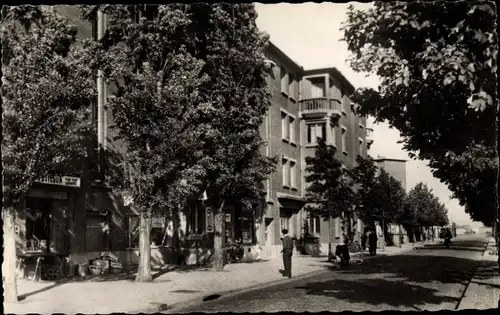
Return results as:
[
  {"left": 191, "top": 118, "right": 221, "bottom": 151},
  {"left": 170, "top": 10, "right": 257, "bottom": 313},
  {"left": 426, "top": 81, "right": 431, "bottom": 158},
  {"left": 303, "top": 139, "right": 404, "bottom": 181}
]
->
[{"left": 172, "top": 235, "right": 489, "bottom": 313}]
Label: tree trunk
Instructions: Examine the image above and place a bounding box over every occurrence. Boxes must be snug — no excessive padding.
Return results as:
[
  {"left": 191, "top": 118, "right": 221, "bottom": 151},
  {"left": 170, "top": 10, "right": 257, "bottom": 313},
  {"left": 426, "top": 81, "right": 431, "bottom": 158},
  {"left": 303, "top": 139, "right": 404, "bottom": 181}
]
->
[
  {"left": 212, "top": 201, "right": 226, "bottom": 271},
  {"left": 3, "top": 206, "right": 19, "bottom": 302},
  {"left": 135, "top": 211, "right": 152, "bottom": 282}
]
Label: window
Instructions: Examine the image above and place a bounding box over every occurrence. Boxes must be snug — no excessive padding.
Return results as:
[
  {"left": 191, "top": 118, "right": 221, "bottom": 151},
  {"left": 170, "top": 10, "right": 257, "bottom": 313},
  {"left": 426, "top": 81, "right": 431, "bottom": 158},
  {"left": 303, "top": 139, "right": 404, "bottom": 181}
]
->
[
  {"left": 331, "top": 126, "right": 337, "bottom": 147},
  {"left": 341, "top": 100, "right": 347, "bottom": 114},
  {"left": 281, "top": 111, "right": 289, "bottom": 140},
  {"left": 341, "top": 126, "right": 348, "bottom": 154},
  {"left": 282, "top": 157, "right": 290, "bottom": 187},
  {"left": 309, "top": 215, "right": 321, "bottom": 235},
  {"left": 188, "top": 202, "right": 205, "bottom": 235},
  {"left": 127, "top": 215, "right": 167, "bottom": 248},
  {"left": 310, "top": 78, "right": 325, "bottom": 98},
  {"left": 289, "top": 116, "right": 296, "bottom": 143},
  {"left": 359, "top": 138, "right": 364, "bottom": 150},
  {"left": 289, "top": 74, "right": 297, "bottom": 100},
  {"left": 290, "top": 160, "right": 297, "bottom": 189},
  {"left": 307, "top": 122, "right": 327, "bottom": 144},
  {"left": 280, "top": 209, "right": 290, "bottom": 232},
  {"left": 281, "top": 67, "right": 289, "bottom": 95}
]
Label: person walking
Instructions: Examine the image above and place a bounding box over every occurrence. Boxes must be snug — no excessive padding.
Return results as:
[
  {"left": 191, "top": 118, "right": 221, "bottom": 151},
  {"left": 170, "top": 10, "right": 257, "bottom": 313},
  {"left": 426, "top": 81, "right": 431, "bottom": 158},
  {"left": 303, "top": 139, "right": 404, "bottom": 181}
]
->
[
  {"left": 368, "top": 229, "right": 378, "bottom": 256},
  {"left": 281, "top": 229, "right": 294, "bottom": 278},
  {"left": 361, "top": 229, "right": 368, "bottom": 252}
]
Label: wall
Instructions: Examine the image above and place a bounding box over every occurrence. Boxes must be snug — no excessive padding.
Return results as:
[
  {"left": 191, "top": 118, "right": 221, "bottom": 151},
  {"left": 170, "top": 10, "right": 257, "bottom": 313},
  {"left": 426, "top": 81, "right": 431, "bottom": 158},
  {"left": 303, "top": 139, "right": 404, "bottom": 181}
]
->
[{"left": 376, "top": 160, "right": 408, "bottom": 191}]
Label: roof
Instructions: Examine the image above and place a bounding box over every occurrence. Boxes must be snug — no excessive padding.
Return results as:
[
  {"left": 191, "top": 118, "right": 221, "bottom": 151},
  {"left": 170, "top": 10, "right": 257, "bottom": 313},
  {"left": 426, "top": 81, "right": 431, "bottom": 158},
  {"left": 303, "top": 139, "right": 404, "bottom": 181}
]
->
[
  {"left": 374, "top": 157, "right": 408, "bottom": 163},
  {"left": 265, "top": 41, "right": 304, "bottom": 74},
  {"left": 303, "top": 67, "right": 355, "bottom": 95},
  {"left": 265, "top": 41, "right": 355, "bottom": 94}
]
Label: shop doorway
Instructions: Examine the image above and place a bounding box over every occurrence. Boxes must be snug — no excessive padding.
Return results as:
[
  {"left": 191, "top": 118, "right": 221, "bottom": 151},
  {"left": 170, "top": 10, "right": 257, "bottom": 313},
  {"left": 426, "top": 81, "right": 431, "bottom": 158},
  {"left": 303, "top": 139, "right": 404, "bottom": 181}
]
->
[{"left": 25, "top": 197, "right": 52, "bottom": 252}]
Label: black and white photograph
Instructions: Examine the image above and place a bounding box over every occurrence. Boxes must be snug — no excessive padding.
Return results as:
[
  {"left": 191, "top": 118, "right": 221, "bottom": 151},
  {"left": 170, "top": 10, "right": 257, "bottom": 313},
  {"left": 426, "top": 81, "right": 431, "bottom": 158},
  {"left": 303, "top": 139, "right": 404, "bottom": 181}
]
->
[{"left": 2, "top": 2, "right": 498, "bottom": 313}]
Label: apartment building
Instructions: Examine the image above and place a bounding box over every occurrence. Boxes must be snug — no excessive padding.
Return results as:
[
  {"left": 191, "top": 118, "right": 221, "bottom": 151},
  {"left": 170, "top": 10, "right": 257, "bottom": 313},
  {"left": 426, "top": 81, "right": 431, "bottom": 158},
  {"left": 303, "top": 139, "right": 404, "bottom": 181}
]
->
[
  {"left": 258, "top": 42, "right": 370, "bottom": 258},
  {"left": 15, "top": 8, "right": 374, "bottom": 278}
]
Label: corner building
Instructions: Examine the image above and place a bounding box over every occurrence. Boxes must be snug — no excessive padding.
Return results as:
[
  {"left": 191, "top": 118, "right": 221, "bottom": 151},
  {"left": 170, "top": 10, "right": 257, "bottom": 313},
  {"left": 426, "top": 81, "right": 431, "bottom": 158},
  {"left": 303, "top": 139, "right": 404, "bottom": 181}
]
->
[{"left": 256, "top": 43, "right": 370, "bottom": 259}]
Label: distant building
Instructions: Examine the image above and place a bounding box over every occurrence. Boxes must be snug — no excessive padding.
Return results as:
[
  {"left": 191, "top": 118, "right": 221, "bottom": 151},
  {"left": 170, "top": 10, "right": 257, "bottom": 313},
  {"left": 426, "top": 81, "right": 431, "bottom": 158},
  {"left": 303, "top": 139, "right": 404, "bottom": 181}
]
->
[
  {"left": 373, "top": 157, "right": 409, "bottom": 245},
  {"left": 374, "top": 157, "right": 408, "bottom": 192}
]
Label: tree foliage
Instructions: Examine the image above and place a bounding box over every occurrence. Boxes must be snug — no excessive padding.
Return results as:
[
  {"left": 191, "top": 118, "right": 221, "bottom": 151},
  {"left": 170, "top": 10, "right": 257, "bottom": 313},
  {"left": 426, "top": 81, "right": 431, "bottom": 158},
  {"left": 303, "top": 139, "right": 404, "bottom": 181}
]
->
[
  {"left": 184, "top": 3, "right": 277, "bottom": 211},
  {"left": 305, "top": 138, "right": 356, "bottom": 232},
  {"left": 341, "top": 1, "right": 498, "bottom": 225},
  {"left": 405, "top": 182, "right": 449, "bottom": 228},
  {"left": 351, "top": 155, "right": 406, "bottom": 228},
  {"left": 2, "top": 5, "right": 96, "bottom": 207},
  {"left": 1, "top": 5, "right": 96, "bottom": 302},
  {"left": 183, "top": 4, "right": 277, "bottom": 270},
  {"left": 80, "top": 4, "right": 212, "bottom": 281}
]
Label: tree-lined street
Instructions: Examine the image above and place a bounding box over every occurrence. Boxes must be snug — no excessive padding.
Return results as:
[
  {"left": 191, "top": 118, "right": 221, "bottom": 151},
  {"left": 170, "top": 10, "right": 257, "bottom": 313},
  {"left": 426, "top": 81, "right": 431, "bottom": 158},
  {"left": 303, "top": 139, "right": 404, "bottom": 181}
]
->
[
  {"left": 2, "top": 2, "right": 498, "bottom": 312},
  {"left": 172, "top": 235, "right": 492, "bottom": 313}
]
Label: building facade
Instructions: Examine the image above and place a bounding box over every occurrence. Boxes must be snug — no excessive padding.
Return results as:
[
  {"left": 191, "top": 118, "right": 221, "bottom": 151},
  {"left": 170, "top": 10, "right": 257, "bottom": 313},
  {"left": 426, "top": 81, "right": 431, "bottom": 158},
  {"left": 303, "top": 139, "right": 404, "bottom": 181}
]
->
[
  {"left": 373, "top": 157, "right": 409, "bottom": 245},
  {"left": 15, "top": 7, "right": 374, "bottom": 279}
]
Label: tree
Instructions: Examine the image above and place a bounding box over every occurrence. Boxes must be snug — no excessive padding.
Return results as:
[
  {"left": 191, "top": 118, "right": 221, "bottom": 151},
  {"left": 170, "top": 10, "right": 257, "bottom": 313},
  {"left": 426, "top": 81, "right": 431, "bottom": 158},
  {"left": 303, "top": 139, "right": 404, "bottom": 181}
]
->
[
  {"left": 351, "top": 156, "right": 407, "bottom": 237},
  {"left": 184, "top": 3, "right": 277, "bottom": 271},
  {"left": 350, "top": 155, "right": 379, "bottom": 228},
  {"left": 341, "top": 1, "right": 498, "bottom": 226},
  {"left": 81, "top": 4, "right": 211, "bottom": 281},
  {"left": 305, "top": 138, "right": 356, "bottom": 247},
  {"left": 1, "top": 5, "right": 95, "bottom": 301},
  {"left": 374, "top": 169, "right": 407, "bottom": 241},
  {"left": 406, "top": 182, "right": 448, "bottom": 241}
]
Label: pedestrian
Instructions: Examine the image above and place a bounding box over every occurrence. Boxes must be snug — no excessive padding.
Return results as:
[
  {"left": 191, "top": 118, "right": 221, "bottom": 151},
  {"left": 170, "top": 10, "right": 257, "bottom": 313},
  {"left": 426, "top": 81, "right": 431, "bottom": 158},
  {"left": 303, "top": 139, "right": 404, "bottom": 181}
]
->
[
  {"left": 368, "top": 229, "right": 378, "bottom": 256},
  {"left": 361, "top": 229, "right": 368, "bottom": 252},
  {"left": 280, "top": 229, "right": 294, "bottom": 278}
]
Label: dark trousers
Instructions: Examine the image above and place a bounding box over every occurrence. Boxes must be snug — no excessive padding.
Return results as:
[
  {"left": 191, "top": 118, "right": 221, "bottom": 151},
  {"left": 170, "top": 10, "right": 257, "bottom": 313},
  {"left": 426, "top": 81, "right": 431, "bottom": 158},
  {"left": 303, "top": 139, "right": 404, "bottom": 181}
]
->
[
  {"left": 369, "top": 243, "right": 377, "bottom": 256},
  {"left": 282, "top": 253, "right": 292, "bottom": 277}
]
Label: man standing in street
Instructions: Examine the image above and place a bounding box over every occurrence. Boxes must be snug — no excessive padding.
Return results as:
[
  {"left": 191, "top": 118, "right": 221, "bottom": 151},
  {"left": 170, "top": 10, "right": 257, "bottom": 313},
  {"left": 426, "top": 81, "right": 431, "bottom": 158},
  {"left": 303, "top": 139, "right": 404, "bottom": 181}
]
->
[
  {"left": 281, "top": 229, "right": 294, "bottom": 278},
  {"left": 368, "top": 229, "right": 378, "bottom": 256}
]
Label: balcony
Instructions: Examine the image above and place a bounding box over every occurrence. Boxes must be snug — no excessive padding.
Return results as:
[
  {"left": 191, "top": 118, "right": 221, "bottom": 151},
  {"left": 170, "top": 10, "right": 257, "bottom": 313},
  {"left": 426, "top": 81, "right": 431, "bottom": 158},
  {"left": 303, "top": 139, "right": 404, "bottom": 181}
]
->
[{"left": 299, "top": 97, "right": 341, "bottom": 120}]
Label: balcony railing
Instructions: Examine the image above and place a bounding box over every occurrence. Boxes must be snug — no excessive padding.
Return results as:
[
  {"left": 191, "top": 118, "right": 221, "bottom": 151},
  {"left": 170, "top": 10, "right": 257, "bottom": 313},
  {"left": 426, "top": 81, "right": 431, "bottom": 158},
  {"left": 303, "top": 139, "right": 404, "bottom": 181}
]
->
[{"left": 299, "top": 97, "right": 341, "bottom": 119}]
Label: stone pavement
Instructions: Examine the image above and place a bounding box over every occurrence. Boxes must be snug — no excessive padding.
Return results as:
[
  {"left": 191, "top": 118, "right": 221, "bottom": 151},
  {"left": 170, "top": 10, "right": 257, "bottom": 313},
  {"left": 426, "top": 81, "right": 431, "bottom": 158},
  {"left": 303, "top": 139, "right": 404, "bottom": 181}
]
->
[
  {"left": 3, "top": 244, "right": 415, "bottom": 314},
  {"left": 457, "top": 237, "right": 499, "bottom": 310}
]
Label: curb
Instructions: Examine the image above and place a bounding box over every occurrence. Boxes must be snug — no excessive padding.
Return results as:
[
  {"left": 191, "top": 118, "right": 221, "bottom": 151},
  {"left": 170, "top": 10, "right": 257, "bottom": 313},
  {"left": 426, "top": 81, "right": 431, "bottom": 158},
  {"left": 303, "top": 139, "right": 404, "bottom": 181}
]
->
[
  {"left": 455, "top": 237, "right": 495, "bottom": 310},
  {"left": 152, "top": 247, "right": 416, "bottom": 313}
]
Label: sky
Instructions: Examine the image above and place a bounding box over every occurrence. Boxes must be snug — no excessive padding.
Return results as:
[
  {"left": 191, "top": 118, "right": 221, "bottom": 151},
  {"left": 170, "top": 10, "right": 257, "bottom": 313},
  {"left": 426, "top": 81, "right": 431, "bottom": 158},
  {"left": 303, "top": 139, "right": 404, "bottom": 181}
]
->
[{"left": 254, "top": 2, "right": 479, "bottom": 227}]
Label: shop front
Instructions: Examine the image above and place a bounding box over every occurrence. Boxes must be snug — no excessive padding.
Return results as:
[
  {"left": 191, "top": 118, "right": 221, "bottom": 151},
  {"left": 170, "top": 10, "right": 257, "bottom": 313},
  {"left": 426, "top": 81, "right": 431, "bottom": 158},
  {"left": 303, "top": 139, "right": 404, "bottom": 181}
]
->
[{"left": 16, "top": 177, "right": 80, "bottom": 280}]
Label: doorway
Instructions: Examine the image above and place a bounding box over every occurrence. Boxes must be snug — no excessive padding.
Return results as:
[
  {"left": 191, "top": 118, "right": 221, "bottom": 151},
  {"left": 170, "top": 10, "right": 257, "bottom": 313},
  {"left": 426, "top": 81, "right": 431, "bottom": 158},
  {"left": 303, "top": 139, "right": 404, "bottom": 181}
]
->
[{"left": 25, "top": 197, "right": 52, "bottom": 252}]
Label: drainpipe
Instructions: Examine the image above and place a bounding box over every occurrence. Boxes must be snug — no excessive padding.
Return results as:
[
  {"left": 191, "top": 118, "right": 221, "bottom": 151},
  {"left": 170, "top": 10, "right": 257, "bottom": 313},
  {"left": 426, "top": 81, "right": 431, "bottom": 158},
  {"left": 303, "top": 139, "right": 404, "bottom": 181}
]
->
[{"left": 97, "top": 11, "right": 107, "bottom": 177}]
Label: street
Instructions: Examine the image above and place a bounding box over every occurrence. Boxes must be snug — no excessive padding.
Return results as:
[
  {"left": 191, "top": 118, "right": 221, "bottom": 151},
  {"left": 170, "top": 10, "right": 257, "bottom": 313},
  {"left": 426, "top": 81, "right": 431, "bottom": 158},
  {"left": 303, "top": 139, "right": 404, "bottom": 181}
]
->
[{"left": 172, "top": 235, "right": 489, "bottom": 313}]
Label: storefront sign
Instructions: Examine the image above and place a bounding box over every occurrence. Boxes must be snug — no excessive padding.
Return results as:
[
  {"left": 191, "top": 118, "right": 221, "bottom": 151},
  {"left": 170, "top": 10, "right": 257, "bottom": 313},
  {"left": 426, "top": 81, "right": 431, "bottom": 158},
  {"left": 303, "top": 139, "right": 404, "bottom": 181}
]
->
[
  {"left": 206, "top": 207, "right": 214, "bottom": 233},
  {"left": 36, "top": 176, "right": 81, "bottom": 187}
]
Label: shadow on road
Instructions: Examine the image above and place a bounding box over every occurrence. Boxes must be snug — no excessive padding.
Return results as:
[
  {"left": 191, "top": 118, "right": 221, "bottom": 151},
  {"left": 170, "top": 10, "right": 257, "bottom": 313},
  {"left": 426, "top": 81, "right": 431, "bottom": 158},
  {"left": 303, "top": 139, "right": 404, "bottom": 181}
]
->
[
  {"left": 330, "top": 254, "right": 479, "bottom": 286},
  {"left": 311, "top": 238, "right": 491, "bottom": 289},
  {"left": 294, "top": 278, "right": 458, "bottom": 310}
]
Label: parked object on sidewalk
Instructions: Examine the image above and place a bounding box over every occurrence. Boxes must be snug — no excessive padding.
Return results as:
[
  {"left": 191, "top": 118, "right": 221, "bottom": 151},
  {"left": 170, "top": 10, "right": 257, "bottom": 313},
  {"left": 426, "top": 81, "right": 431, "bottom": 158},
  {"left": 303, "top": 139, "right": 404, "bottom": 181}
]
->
[
  {"left": 89, "top": 265, "right": 102, "bottom": 276},
  {"left": 226, "top": 239, "right": 244, "bottom": 264},
  {"left": 335, "top": 244, "right": 350, "bottom": 267}
]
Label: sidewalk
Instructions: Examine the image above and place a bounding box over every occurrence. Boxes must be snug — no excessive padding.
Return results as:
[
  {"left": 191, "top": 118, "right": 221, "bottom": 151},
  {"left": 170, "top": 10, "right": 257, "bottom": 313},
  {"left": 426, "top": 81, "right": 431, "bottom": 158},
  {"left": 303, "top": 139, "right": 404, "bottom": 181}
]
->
[
  {"left": 4, "top": 244, "right": 414, "bottom": 314},
  {"left": 457, "top": 238, "right": 499, "bottom": 310}
]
